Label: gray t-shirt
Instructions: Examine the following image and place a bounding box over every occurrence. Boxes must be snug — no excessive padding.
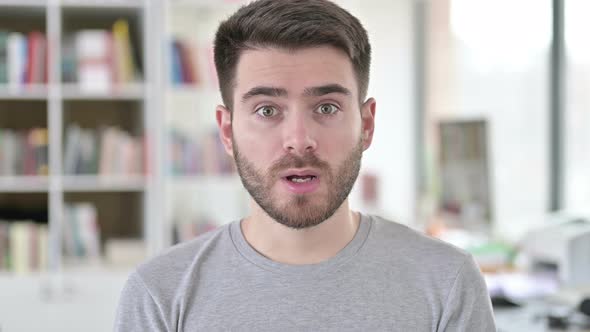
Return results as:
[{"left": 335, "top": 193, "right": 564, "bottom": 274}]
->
[{"left": 114, "top": 214, "right": 495, "bottom": 331}]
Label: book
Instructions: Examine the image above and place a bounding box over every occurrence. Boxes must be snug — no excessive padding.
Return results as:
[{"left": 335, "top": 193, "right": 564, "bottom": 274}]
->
[
  {"left": 25, "top": 31, "right": 47, "bottom": 84},
  {"left": 168, "top": 128, "right": 234, "bottom": 176},
  {"left": 75, "top": 30, "right": 113, "bottom": 92},
  {"left": 9, "top": 221, "right": 33, "bottom": 274},
  {"left": 0, "top": 128, "right": 48, "bottom": 176},
  {"left": 0, "top": 30, "right": 8, "bottom": 83},
  {"left": 0, "top": 31, "right": 43, "bottom": 87},
  {"left": 64, "top": 124, "right": 82, "bottom": 174},
  {"left": 66, "top": 20, "right": 140, "bottom": 89},
  {"left": 7, "top": 32, "right": 27, "bottom": 88},
  {"left": 0, "top": 129, "right": 16, "bottom": 176},
  {"left": 31, "top": 128, "right": 49, "bottom": 175},
  {"left": 4, "top": 221, "right": 49, "bottom": 273},
  {"left": 177, "top": 40, "right": 196, "bottom": 84},
  {"left": 63, "top": 203, "right": 100, "bottom": 260},
  {"left": 61, "top": 35, "right": 77, "bottom": 83},
  {"left": 64, "top": 124, "right": 144, "bottom": 175},
  {"left": 98, "top": 126, "right": 117, "bottom": 174},
  {"left": 171, "top": 40, "right": 183, "bottom": 84},
  {"left": 112, "top": 19, "right": 138, "bottom": 84},
  {"left": 0, "top": 221, "right": 9, "bottom": 270},
  {"left": 170, "top": 38, "right": 206, "bottom": 86},
  {"left": 0, "top": 221, "right": 49, "bottom": 273}
]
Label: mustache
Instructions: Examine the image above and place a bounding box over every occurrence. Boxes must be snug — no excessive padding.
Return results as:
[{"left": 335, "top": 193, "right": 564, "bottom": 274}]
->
[{"left": 269, "top": 153, "right": 330, "bottom": 177}]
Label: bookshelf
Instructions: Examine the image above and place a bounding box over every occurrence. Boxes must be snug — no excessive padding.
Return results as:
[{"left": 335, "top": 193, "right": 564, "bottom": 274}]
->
[
  {"left": 0, "top": 0, "right": 252, "bottom": 275},
  {"left": 0, "top": 1, "right": 50, "bottom": 281},
  {"left": 0, "top": 0, "right": 154, "bottom": 279}
]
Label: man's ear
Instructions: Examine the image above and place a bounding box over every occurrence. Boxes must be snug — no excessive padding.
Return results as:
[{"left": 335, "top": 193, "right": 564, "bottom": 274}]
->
[
  {"left": 360, "top": 98, "right": 376, "bottom": 150},
  {"left": 216, "top": 105, "right": 234, "bottom": 156}
]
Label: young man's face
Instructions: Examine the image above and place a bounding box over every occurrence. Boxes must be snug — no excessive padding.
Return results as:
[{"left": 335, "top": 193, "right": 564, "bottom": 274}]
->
[{"left": 217, "top": 46, "right": 376, "bottom": 229}]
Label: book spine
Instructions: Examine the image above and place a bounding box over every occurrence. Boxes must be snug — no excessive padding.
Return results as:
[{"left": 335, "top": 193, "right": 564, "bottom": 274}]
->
[
  {"left": 171, "top": 40, "right": 183, "bottom": 84},
  {"left": 177, "top": 40, "right": 195, "bottom": 84},
  {"left": 0, "top": 31, "right": 8, "bottom": 83},
  {"left": 0, "top": 222, "right": 7, "bottom": 270},
  {"left": 7, "top": 33, "right": 26, "bottom": 88},
  {"left": 10, "top": 223, "right": 30, "bottom": 274},
  {"left": 78, "top": 204, "right": 100, "bottom": 259},
  {"left": 112, "top": 19, "right": 136, "bottom": 84},
  {"left": 4, "top": 130, "right": 16, "bottom": 176},
  {"left": 25, "top": 32, "right": 38, "bottom": 84},
  {"left": 76, "top": 30, "right": 112, "bottom": 92},
  {"left": 34, "top": 128, "right": 49, "bottom": 175},
  {"left": 31, "top": 32, "right": 47, "bottom": 84}
]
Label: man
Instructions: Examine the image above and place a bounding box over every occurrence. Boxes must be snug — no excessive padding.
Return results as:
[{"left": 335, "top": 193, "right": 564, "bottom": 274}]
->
[{"left": 114, "top": 0, "right": 496, "bottom": 330}]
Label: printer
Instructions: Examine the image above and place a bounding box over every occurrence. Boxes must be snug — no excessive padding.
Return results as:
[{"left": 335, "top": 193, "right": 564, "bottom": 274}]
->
[{"left": 520, "top": 214, "right": 590, "bottom": 288}]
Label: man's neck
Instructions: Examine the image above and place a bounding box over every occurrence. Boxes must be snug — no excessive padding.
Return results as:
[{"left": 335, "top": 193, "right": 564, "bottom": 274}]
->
[{"left": 240, "top": 200, "right": 361, "bottom": 265}]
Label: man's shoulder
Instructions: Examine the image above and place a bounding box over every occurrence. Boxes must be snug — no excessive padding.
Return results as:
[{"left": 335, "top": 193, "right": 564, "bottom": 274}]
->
[
  {"left": 134, "top": 222, "right": 234, "bottom": 287},
  {"left": 365, "top": 214, "right": 471, "bottom": 269}
]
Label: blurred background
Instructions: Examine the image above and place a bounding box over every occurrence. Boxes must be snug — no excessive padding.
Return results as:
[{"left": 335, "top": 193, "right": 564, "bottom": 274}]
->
[{"left": 0, "top": 0, "right": 589, "bottom": 331}]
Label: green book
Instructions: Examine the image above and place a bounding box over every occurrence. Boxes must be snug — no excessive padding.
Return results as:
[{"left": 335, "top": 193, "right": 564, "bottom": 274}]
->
[{"left": 0, "top": 30, "right": 8, "bottom": 83}]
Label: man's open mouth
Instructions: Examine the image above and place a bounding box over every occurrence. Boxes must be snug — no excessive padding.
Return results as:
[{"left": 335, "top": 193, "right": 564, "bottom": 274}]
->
[{"left": 285, "top": 175, "right": 317, "bottom": 183}]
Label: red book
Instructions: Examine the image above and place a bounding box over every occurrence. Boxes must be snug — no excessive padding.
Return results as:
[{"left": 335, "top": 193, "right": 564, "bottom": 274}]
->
[
  {"left": 177, "top": 41, "right": 195, "bottom": 84},
  {"left": 38, "top": 33, "right": 47, "bottom": 83},
  {"left": 25, "top": 33, "right": 37, "bottom": 84},
  {"left": 25, "top": 31, "right": 46, "bottom": 84}
]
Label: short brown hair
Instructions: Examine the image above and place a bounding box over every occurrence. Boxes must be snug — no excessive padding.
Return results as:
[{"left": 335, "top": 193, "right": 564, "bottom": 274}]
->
[{"left": 214, "top": 0, "right": 371, "bottom": 110}]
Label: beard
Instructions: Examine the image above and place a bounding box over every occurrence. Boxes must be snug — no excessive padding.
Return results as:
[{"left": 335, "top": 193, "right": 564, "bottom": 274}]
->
[{"left": 233, "top": 137, "right": 363, "bottom": 230}]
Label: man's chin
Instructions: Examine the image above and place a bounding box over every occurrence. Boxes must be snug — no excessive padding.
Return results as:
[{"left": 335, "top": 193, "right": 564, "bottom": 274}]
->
[
  {"left": 270, "top": 205, "right": 331, "bottom": 230},
  {"left": 274, "top": 217, "right": 326, "bottom": 230}
]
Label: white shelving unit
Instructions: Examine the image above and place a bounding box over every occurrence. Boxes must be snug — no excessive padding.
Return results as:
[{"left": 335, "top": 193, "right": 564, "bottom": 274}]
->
[
  {"left": 0, "top": 176, "right": 50, "bottom": 193},
  {"left": 0, "top": 0, "right": 273, "bottom": 275},
  {"left": 61, "top": 175, "right": 147, "bottom": 192},
  {"left": 60, "top": 83, "right": 145, "bottom": 100},
  {"left": 0, "top": 0, "right": 155, "bottom": 273},
  {"left": 0, "top": 84, "right": 48, "bottom": 100},
  {"left": 0, "top": 1, "right": 155, "bottom": 331}
]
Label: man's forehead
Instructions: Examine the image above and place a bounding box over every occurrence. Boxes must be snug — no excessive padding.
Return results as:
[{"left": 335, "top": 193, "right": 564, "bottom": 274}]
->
[{"left": 233, "top": 46, "right": 358, "bottom": 99}]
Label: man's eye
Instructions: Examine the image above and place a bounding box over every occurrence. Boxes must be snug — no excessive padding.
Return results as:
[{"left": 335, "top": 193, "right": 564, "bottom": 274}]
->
[
  {"left": 316, "top": 104, "right": 339, "bottom": 115},
  {"left": 255, "top": 106, "right": 278, "bottom": 117}
]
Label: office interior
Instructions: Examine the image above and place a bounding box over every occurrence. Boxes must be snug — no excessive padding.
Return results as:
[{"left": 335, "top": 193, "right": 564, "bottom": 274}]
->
[{"left": 0, "top": 0, "right": 588, "bottom": 331}]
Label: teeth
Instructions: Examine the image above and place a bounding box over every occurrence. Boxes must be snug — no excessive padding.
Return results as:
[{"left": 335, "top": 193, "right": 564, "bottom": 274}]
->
[{"left": 290, "top": 176, "right": 313, "bottom": 183}]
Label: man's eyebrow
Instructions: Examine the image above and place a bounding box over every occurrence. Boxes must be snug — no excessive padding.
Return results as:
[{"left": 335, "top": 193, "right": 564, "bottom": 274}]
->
[
  {"left": 241, "top": 86, "right": 288, "bottom": 102},
  {"left": 303, "top": 84, "right": 351, "bottom": 97}
]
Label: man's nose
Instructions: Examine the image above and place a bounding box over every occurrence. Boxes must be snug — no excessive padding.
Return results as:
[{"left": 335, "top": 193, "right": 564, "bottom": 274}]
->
[{"left": 282, "top": 112, "right": 318, "bottom": 155}]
